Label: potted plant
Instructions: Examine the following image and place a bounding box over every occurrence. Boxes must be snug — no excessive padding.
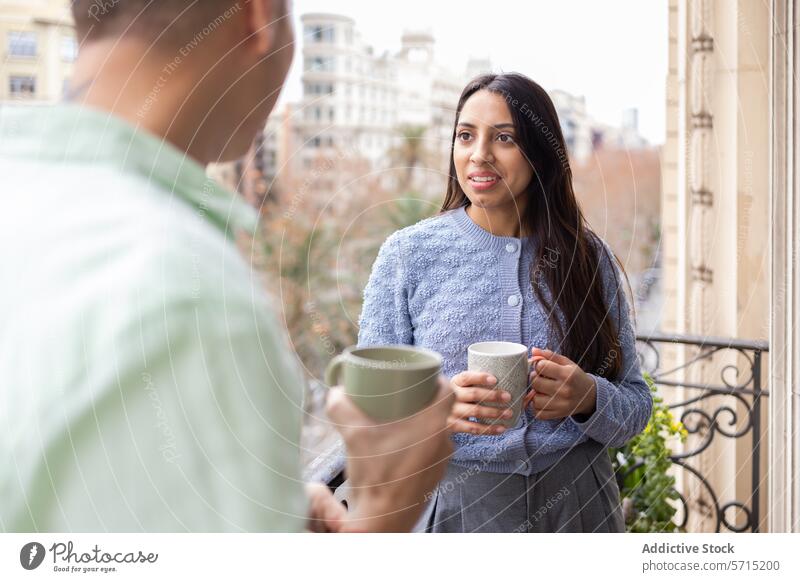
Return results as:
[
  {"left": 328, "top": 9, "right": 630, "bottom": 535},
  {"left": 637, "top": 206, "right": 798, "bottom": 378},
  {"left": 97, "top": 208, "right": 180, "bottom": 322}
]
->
[{"left": 610, "top": 372, "right": 688, "bottom": 532}]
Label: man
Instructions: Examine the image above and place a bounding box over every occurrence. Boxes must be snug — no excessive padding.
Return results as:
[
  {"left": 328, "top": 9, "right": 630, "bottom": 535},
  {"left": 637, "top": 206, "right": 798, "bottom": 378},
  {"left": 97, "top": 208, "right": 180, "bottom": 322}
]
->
[{"left": 0, "top": 0, "right": 452, "bottom": 532}]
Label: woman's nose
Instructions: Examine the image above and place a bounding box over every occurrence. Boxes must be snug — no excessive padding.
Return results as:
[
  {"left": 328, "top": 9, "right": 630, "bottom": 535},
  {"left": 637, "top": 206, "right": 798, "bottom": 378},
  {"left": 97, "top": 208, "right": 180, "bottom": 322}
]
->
[{"left": 470, "top": 142, "right": 495, "bottom": 165}]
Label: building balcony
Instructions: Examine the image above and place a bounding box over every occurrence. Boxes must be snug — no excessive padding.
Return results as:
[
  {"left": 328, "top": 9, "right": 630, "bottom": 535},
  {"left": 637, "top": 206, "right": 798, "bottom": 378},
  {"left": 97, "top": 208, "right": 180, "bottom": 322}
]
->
[{"left": 633, "top": 332, "right": 769, "bottom": 532}]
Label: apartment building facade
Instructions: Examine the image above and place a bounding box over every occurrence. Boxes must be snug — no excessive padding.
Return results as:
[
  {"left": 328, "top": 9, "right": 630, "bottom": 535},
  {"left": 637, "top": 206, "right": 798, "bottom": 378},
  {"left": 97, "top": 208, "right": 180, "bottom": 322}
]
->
[{"left": 0, "top": 0, "right": 76, "bottom": 103}]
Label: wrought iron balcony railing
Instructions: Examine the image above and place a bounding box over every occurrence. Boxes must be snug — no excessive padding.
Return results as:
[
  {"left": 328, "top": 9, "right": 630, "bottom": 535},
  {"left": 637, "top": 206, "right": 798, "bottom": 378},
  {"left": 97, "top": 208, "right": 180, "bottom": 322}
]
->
[{"left": 634, "top": 332, "right": 769, "bottom": 532}]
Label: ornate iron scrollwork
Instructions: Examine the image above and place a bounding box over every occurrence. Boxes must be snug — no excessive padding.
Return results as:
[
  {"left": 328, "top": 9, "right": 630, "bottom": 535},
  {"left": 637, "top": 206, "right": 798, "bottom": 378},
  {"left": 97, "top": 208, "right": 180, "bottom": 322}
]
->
[{"left": 633, "top": 333, "right": 768, "bottom": 532}]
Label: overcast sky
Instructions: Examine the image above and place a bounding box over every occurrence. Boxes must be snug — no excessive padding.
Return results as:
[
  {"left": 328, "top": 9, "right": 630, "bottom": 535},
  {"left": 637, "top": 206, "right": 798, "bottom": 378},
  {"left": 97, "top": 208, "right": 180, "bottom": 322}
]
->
[{"left": 281, "top": 0, "right": 668, "bottom": 145}]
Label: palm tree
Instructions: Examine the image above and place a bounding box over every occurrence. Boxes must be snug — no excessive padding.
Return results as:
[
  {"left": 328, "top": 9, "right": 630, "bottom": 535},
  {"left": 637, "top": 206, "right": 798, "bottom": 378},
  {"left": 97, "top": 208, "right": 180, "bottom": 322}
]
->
[
  {"left": 389, "top": 124, "right": 430, "bottom": 192},
  {"left": 384, "top": 191, "right": 437, "bottom": 231}
]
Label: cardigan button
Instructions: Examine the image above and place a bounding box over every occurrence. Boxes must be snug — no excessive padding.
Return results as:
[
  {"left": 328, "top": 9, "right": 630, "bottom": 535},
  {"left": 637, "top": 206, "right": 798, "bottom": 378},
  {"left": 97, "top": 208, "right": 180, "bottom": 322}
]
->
[
  {"left": 507, "top": 295, "right": 520, "bottom": 307},
  {"left": 505, "top": 243, "right": 517, "bottom": 253}
]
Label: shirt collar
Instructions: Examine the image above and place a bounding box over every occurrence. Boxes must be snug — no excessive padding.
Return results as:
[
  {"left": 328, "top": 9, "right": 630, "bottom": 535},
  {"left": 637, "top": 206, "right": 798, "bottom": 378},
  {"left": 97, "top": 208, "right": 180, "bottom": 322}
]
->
[{"left": 0, "top": 103, "right": 257, "bottom": 237}]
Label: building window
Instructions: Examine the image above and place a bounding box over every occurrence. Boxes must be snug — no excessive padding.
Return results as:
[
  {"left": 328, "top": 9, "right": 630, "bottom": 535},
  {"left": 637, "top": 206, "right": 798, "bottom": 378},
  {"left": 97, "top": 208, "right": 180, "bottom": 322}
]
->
[
  {"left": 8, "top": 31, "right": 37, "bottom": 58},
  {"left": 9, "top": 75, "right": 36, "bottom": 98},
  {"left": 60, "top": 36, "right": 78, "bottom": 62},
  {"left": 307, "top": 56, "right": 335, "bottom": 72},
  {"left": 306, "top": 83, "right": 335, "bottom": 96},
  {"left": 305, "top": 25, "right": 335, "bottom": 44}
]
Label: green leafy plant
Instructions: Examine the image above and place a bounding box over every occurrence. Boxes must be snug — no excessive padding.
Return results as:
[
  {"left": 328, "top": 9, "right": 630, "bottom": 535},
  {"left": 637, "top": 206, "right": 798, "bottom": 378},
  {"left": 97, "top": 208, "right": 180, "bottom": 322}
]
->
[
  {"left": 383, "top": 192, "right": 437, "bottom": 231},
  {"left": 610, "top": 372, "right": 688, "bottom": 532}
]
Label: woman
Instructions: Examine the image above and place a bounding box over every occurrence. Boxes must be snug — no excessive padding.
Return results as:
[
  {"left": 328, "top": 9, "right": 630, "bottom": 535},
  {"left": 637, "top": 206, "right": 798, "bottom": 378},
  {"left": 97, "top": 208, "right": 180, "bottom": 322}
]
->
[{"left": 357, "top": 73, "right": 652, "bottom": 532}]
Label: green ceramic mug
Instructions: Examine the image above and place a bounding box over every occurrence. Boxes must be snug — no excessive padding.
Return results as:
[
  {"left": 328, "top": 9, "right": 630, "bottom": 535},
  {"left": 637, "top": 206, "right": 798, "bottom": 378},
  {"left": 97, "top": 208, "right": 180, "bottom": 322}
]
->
[{"left": 325, "top": 345, "right": 443, "bottom": 422}]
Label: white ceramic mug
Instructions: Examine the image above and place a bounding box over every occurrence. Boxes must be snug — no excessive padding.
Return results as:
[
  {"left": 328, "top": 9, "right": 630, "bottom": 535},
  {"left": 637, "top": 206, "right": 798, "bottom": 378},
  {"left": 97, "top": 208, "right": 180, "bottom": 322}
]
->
[{"left": 467, "top": 341, "right": 530, "bottom": 427}]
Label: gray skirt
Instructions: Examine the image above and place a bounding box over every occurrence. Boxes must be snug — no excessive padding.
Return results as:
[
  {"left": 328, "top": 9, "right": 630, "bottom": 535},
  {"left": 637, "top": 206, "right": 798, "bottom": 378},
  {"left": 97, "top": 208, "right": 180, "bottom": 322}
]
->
[{"left": 415, "top": 439, "right": 625, "bottom": 533}]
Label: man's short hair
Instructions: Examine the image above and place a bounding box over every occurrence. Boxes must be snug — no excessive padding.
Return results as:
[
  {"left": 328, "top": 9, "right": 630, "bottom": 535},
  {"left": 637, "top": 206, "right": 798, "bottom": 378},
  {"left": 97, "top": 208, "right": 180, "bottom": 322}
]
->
[{"left": 71, "top": 0, "right": 242, "bottom": 46}]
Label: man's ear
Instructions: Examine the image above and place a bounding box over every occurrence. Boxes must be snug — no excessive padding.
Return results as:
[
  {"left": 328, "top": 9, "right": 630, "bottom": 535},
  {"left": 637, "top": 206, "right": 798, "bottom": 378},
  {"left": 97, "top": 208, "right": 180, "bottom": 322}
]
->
[{"left": 243, "top": 0, "right": 280, "bottom": 56}]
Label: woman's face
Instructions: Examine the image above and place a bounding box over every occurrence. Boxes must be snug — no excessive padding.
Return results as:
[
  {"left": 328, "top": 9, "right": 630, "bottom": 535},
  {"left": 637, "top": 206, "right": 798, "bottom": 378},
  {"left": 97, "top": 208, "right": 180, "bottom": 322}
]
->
[{"left": 453, "top": 90, "right": 534, "bottom": 214}]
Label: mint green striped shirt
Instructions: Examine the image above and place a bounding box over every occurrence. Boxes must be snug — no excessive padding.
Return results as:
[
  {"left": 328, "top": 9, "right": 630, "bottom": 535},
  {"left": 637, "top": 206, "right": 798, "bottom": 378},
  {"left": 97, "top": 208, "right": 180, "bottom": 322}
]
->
[{"left": 0, "top": 104, "right": 307, "bottom": 532}]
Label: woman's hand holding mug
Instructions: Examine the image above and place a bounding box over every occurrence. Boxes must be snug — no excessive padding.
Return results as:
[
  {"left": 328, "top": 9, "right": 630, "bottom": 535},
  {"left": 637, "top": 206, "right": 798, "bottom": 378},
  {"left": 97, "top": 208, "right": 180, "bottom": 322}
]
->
[
  {"left": 448, "top": 371, "right": 512, "bottom": 435},
  {"left": 524, "top": 348, "right": 597, "bottom": 420}
]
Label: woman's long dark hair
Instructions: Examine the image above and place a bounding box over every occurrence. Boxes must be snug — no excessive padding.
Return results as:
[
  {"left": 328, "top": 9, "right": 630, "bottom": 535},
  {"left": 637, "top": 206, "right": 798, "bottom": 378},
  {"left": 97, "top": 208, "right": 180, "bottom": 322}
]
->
[{"left": 441, "top": 73, "right": 631, "bottom": 379}]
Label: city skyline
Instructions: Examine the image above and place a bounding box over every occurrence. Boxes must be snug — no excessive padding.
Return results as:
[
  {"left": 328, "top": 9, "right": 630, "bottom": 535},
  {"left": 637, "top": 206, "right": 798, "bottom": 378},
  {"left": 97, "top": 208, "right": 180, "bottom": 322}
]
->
[{"left": 284, "top": 0, "right": 668, "bottom": 144}]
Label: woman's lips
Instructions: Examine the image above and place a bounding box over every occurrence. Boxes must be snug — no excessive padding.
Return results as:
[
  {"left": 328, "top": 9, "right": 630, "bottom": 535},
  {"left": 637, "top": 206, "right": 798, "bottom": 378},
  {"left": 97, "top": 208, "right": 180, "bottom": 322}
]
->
[{"left": 468, "top": 173, "right": 500, "bottom": 191}]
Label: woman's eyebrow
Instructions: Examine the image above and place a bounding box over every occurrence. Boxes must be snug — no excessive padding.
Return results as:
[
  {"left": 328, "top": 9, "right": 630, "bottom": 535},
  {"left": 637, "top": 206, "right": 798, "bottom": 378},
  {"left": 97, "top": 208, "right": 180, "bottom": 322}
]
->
[{"left": 456, "top": 122, "right": 516, "bottom": 130}]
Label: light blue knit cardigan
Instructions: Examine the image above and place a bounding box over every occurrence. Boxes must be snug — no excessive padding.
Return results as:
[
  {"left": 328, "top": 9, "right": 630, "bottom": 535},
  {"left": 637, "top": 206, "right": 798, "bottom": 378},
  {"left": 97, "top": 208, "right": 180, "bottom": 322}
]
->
[{"left": 357, "top": 206, "right": 652, "bottom": 476}]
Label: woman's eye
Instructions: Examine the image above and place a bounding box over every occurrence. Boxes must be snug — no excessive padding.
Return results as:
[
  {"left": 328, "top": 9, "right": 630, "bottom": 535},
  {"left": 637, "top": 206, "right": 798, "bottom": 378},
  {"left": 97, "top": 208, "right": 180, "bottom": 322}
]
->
[
  {"left": 497, "top": 133, "right": 515, "bottom": 143},
  {"left": 457, "top": 132, "right": 472, "bottom": 142}
]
